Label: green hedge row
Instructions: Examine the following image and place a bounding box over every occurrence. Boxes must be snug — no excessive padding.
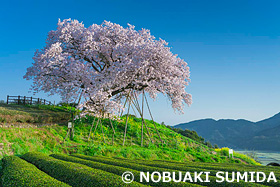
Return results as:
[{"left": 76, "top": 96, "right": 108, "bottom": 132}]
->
[
  {"left": 21, "top": 152, "right": 145, "bottom": 187},
  {"left": 71, "top": 154, "right": 267, "bottom": 187},
  {"left": 115, "top": 157, "right": 280, "bottom": 172},
  {"left": 51, "top": 153, "right": 202, "bottom": 187},
  {"left": 115, "top": 156, "right": 280, "bottom": 184},
  {"left": 1, "top": 156, "right": 70, "bottom": 187},
  {"left": 50, "top": 154, "right": 200, "bottom": 187},
  {"left": 142, "top": 159, "right": 280, "bottom": 180},
  {"left": 158, "top": 160, "right": 280, "bottom": 172},
  {"left": 129, "top": 158, "right": 278, "bottom": 186},
  {"left": 151, "top": 159, "right": 280, "bottom": 173},
  {"left": 127, "top": 158, "right": 265, "bottom": 174}
]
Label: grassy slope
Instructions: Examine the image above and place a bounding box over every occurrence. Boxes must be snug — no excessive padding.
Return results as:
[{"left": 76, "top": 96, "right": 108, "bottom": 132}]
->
[
  {"left": 0, "top": 103, "right": 71, "bottom": 124},
  {"left": 0, "top": 104, "right": 259, "bottom": 165}
]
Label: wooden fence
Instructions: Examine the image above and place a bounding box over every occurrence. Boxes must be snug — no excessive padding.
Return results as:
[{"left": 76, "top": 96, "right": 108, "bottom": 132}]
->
[{"left": 6, "top": 95, "right": 52, "bottom": 105}]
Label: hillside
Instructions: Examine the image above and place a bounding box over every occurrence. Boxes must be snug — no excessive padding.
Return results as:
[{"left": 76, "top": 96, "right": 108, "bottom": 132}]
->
[
  {"left": 0, "top": 103, "right": 71, "bottom": 124},
  {"left": 174, "top": 112, "right": 280, "bottom": 151},
  {"left": 0, "top": 104, "right": 258, "bottom": 164}
]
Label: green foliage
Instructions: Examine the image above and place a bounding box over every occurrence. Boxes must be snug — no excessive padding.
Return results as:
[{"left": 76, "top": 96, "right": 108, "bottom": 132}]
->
[
  {"left": 143, "top": 158, "right": 280, "bottom": 186},
  {"left": 51, "top": 153, "right": 200, "bottom": 186},
  {"left": 166, "top": 126, "right": 214, "bottom": 148},
  {"left": 1, "top": 152, "right": 278, "bottom": 186},
  {"left": 215, "top": 148, "right": 261, "bottom": 165},
  {"left": 21, "top": 152, "right": 144, "bottom": 187},
  {"left": 71, "top": 154, "right": 266, "bottom": 187},
  {"left": 1, "top": 156, "right": 70, "bottom": 187},
  {"left": 0, "top": 108, "right": 259, "bottom": 165}
]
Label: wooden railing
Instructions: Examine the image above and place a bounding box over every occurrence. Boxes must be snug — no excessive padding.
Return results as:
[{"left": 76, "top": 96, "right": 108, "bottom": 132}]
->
[{"left": 6, "top": 95, "right": 52, "bottom": 105}]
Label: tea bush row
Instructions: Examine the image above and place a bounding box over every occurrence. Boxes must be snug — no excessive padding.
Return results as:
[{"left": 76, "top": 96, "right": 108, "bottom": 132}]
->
[
  {"left": 71, "top": 154, "right": 266, "bottom": 187},
  {"left": 1, "top": 156, "right": 70, "bottom": 187},
  {"left": 51, "top": 153, "right": 202, "bottom": 187},
  {"left": 21, "top": 152, "right": 144, "bottom": 187}
]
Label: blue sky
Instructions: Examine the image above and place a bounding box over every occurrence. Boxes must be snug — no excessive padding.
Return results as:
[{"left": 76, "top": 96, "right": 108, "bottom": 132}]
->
[{"left": 1, "top": 0, "right": 280, "bottom": 125}]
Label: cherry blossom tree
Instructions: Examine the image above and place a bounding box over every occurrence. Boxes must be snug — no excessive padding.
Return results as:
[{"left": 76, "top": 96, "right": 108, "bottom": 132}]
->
[
  {"left": 24, "top": 18, "right": 191, "bottom": 113},
  {"left": 24, "top": 19, "right": 192, "bottom": 144}
]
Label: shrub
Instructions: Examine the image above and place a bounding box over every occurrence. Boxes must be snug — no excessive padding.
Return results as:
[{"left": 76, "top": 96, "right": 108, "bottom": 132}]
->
[
  {"left": 21, "top": 152, "right": 144, "bottom": 187},
  {"left": 1, "top": 156, "right": 70, "bottom": 187}
]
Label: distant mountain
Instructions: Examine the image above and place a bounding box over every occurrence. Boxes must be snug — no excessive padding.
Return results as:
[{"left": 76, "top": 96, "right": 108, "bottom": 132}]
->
[
  {"left": 174, "top": 112, "right": 280, "bottom": 151},
  {"left": 257, "top": 112, "right": 280, "bottom": 129}
]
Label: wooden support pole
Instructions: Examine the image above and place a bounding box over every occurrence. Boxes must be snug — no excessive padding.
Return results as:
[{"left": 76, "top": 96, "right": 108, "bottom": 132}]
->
[
  {"left": 91, "top": 118, "right": 100, "bottom": 141},
  {"left": 77, "top": 90, "right": 84, "bottom": 106},
  {"left": 18, "top": 95, "right": 20, "bottom": 105},
  {"left": 130, "top": 95, "right": 154, "bottom": 144},
  {"left": 144, "top": 92, "right": 164, "bottom": 144},
  {"left": 63, "top": 128, "right": 70, "bottom": 143},
  {"left": 120, "top": 90, "right": 131, "bottom": 117},
  {"left": 120, "top": 97, "right": 128, "bottom": 117},
  {"left": 122, "top": 96, "right": 131, "bottom": 146},
  {"left": 141, "top": 92, "right": 144, "bottom": 147},
  {"left": 70, "top": 89, "right": 83, "bottom": 140},
  {"left": 88, "top": 117, "right": 96, "bottom": 141},
  {"left": 131, "top": 94, "right": 154, "bottom": 143},
  {"left": 108, "top": 117, "right": 116, "bottom": 145},
  {"left": 7, "top": 95, "right": 9, "bottom": 104},
  {"left": 131, "top": 103, "right": 138, "bottom": 117},
  {"left": 108, "top": 117, "right": 115, "bottom": 134},
  {"left": 143, "top": 117, "right": 154, "bottom": 144},
  {"left": 112, "top": 133, "right": 114, "bottom": 145},
  {"left": 100, "top": 120, "right": 106, "bottom": 144},
  {"left": 71, "top": 113, "right": 74, "bottom": 139}
]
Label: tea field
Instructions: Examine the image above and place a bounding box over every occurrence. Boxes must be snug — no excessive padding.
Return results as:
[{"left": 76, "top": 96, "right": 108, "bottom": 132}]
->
[{"left": 1, "top": 152, "right": 279, "bottom": 187}]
